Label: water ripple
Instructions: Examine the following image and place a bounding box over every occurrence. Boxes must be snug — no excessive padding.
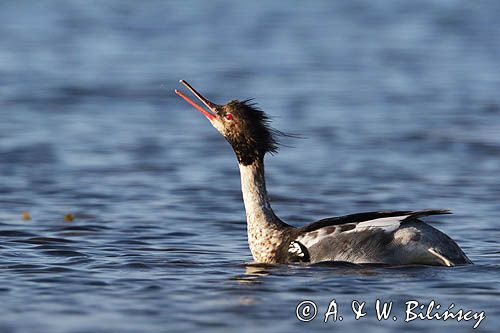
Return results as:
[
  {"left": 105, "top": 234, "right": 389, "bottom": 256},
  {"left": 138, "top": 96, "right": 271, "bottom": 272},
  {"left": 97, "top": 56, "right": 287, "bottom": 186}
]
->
[{"left": 0, "top": 1, "right": 499, "bottom": 333}]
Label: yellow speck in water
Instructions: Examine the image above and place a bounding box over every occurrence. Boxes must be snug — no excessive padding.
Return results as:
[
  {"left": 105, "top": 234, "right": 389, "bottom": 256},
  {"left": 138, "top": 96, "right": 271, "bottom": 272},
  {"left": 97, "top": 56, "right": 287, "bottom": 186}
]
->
[
  {"left": 64, "top": 213, "right": 75, "bottom": 222},
  {"left": 238, "top": 296, "right": 256, "bottom": 305},
  {"left": 22, "top": 211, "right": 31, "bottom": 220}
]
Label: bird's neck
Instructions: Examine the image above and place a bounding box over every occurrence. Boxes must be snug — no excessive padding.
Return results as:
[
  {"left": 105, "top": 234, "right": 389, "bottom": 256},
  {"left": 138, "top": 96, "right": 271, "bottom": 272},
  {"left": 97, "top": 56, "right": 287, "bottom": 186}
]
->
[
  {"left": 238, "top": 157, "right": 291, "bottom": 263},
  {"left": 238, "top": 157, "right": 283, "bottom": 226}
]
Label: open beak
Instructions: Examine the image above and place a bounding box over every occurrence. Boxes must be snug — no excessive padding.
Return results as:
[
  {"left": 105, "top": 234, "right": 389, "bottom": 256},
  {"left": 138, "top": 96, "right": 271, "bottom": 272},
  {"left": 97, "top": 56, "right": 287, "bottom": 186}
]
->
[{"left": 175, "top": 80, "right": 217, "bottom": 121}]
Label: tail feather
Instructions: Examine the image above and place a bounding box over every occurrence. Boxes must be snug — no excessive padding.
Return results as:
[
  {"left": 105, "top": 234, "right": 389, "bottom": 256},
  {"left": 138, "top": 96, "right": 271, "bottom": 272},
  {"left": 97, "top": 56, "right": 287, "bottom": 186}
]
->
[{"left": 403, "top": 209, "right": 452, "bottom": 221}]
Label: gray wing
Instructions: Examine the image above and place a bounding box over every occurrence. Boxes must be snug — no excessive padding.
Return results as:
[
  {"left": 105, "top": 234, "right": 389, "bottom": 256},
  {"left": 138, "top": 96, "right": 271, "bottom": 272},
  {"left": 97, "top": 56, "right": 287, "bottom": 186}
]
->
[{"left": 289, "top": 209, "right": 453, "bottom": 264}]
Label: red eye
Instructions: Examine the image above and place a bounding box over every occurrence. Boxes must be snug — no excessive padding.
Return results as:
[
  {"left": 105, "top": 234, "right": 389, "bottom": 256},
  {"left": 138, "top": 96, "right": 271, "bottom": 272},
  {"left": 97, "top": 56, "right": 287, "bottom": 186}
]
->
[{"left": 225, "top": 113, "right": 233, "bottom": 121}]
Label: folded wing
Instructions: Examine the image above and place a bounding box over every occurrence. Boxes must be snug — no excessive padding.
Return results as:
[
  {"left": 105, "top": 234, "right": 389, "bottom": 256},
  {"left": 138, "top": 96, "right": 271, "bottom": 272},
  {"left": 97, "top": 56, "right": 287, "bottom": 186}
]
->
[{"left": 289, "top": 209, "right": 452, "bottom": 263}]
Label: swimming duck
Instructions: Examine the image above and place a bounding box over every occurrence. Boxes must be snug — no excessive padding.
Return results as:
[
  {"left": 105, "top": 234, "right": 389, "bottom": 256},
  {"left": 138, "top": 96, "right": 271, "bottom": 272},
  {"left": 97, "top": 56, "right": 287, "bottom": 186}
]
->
[{"left": 175, "top": 80, "right": 471, "bottom": 266}]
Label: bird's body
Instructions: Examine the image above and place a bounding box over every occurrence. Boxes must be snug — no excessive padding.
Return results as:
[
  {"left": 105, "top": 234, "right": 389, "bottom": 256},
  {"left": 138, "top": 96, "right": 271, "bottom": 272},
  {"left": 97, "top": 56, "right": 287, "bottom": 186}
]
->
[
  {"left": 239, "top": 159, "right": 470, "bottom": 266},
  {"left": 175, "top": 80, "right": 472, "bottom": 266}
]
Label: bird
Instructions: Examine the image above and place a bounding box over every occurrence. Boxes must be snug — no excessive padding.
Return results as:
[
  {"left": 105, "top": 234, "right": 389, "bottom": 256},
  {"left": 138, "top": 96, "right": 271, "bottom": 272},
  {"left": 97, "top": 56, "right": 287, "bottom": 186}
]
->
[{"left": 174, "top": 80, "right": 472, "bottom": 266}]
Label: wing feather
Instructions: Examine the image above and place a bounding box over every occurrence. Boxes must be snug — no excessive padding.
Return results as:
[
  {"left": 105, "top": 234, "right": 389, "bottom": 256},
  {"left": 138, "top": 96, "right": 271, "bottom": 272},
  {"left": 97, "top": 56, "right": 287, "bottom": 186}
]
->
[{"left": 299, "top": 209, "right": 451, "bottom": 233}]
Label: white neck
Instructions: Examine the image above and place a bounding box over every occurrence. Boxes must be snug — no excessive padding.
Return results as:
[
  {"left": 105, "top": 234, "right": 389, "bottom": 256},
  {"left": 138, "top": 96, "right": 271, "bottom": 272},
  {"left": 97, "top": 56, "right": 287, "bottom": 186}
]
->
[
  {"left": 238, "top": 157, "right": 291, "bottom": 263},
  {"left": 238, "top": 158, "right": 280, "bottom": 225}
]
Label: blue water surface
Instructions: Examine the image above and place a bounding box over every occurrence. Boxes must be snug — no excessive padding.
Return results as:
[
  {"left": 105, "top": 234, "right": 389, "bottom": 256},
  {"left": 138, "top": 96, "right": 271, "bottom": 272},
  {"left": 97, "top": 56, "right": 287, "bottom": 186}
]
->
[{"left": 0, "top": 1, "right": 499, "bottom": 332}]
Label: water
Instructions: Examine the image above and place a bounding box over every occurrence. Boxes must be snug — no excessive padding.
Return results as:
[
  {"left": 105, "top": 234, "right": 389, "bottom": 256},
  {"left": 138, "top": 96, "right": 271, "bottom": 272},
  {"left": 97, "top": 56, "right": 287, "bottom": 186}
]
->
[{"left": 1, "top": 1, "right": 499, "bottom": 332}]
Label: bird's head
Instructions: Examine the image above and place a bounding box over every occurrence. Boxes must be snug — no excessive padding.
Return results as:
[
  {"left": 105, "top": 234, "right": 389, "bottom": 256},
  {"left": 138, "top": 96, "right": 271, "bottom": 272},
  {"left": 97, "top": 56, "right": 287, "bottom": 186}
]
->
[{"left": 175, "top": 80, "right": 282, "bottom": 165}]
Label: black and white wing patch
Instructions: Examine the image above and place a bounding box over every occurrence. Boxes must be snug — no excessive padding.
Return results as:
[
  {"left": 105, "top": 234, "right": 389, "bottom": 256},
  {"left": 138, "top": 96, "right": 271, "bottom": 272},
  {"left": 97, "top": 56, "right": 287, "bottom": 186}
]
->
[
  {"left": 287, "top": 241, "right": 310, "bottom": 263},
  {"left": 300, "top": 209, "right": 451, "bottom": 233},
  {"left": 295, "top": 209, "right": 452, "bottom": 251}
]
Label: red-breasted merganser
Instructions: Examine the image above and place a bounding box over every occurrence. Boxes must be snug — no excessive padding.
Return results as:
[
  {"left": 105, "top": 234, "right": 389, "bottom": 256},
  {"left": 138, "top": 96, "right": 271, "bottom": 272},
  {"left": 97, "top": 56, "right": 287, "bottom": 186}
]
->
[{"left": 174, "top": 80, "right": 472, "bottom": 266}]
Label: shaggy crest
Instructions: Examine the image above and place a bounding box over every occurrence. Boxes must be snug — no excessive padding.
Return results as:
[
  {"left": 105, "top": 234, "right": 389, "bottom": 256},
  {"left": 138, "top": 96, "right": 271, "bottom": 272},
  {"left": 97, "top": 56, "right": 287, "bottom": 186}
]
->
[{"left": 218, "top": 99, "right": 287, "bottom": 164}]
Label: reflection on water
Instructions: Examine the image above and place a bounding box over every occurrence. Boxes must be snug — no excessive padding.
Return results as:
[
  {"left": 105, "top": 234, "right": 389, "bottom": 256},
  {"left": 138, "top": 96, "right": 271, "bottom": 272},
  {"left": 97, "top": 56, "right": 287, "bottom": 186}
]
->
[
  {"left": 232, "top": 264, "right": 273, "bottom": 285},
  {"left": 1, "top": 1, "right": 500, "bottom": 332}
]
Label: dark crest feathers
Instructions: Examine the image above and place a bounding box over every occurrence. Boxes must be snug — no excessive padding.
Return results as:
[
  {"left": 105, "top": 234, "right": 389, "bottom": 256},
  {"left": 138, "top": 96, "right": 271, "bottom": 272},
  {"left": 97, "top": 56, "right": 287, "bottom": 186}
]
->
[{"left": 225, "top": 99, "right": 294, "bottom": 165}]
